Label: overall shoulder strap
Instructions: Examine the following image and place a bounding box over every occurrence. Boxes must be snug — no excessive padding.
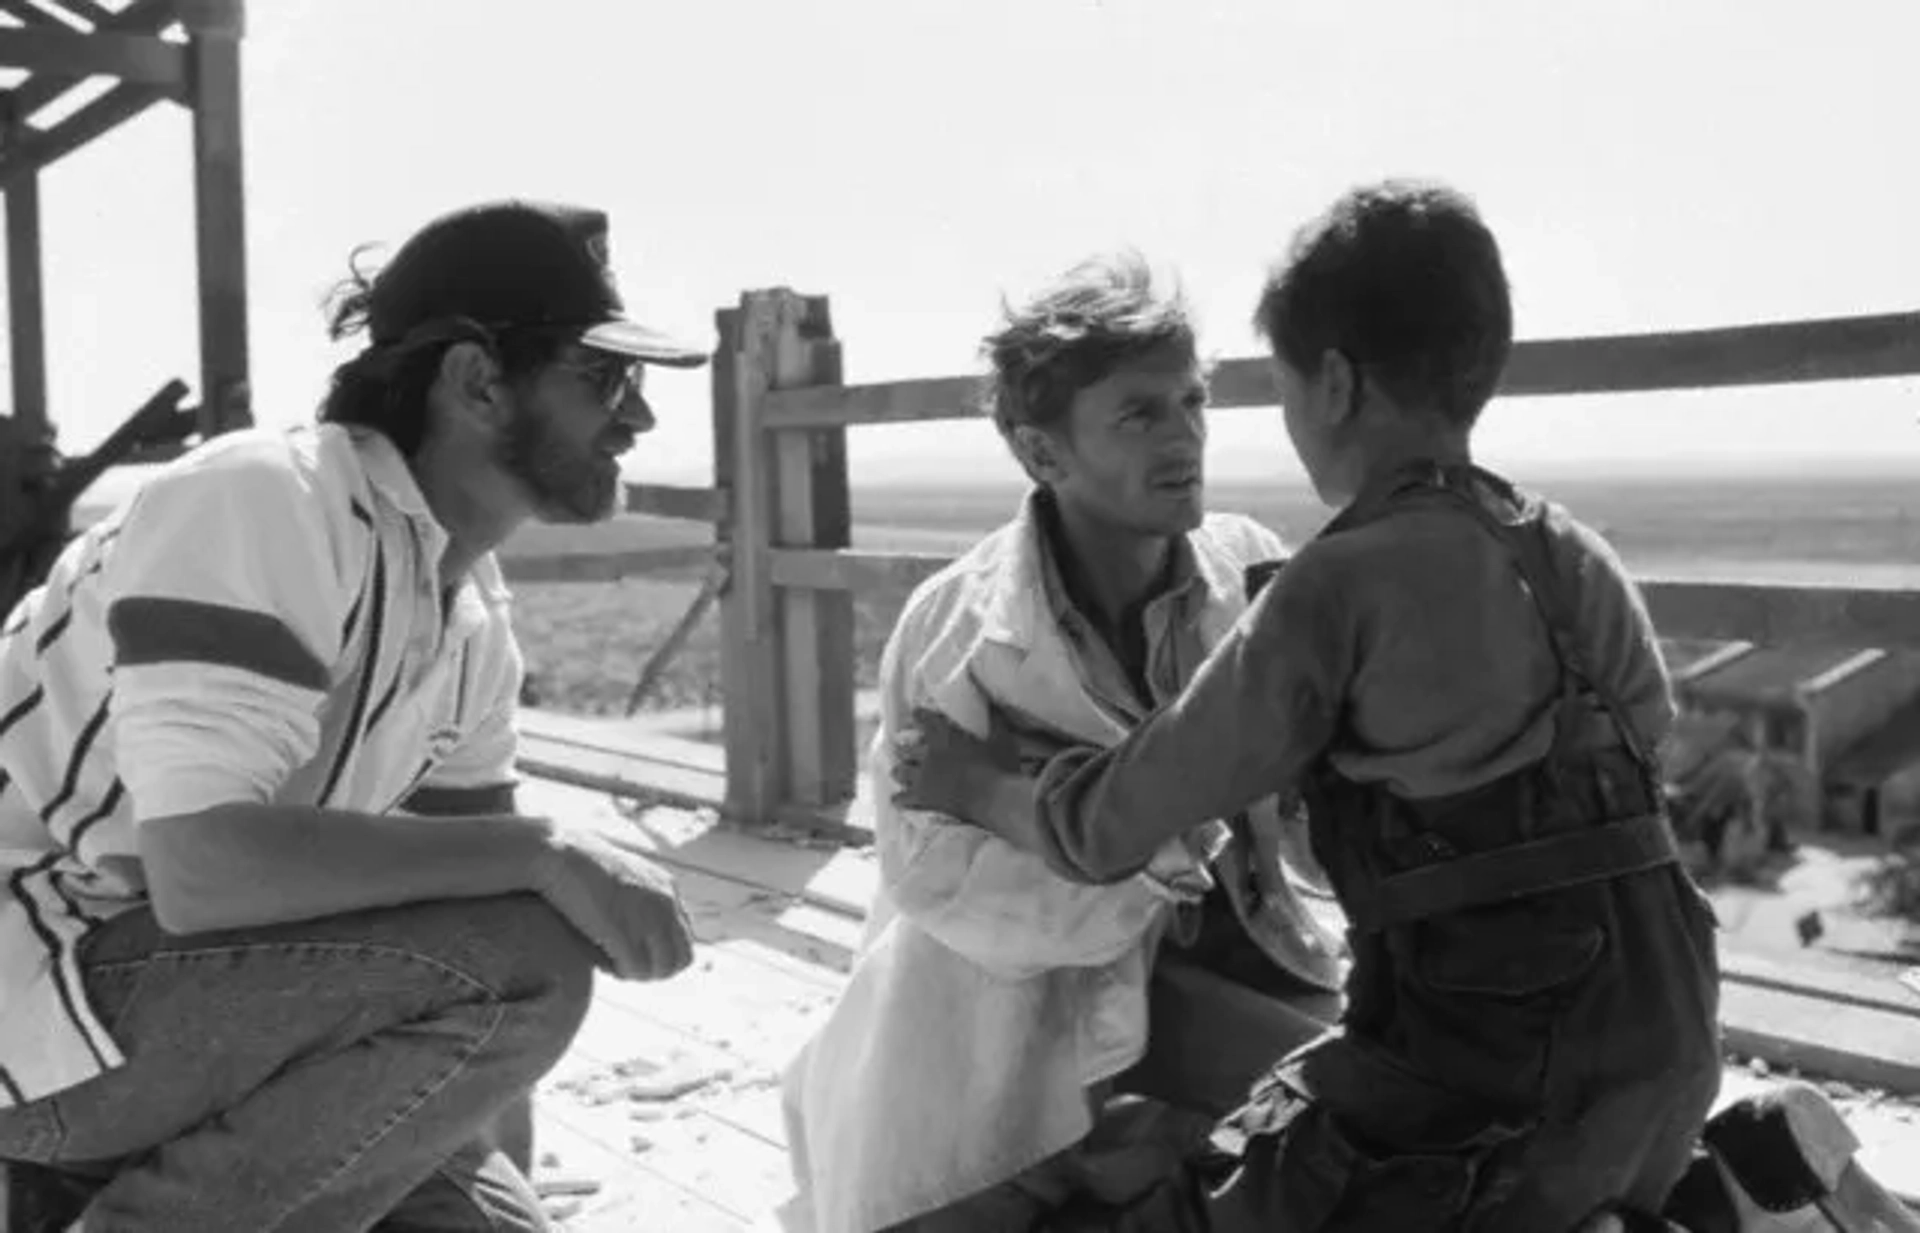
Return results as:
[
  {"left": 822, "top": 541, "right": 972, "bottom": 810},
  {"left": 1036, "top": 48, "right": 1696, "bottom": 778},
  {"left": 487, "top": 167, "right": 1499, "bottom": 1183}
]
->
[{"left": 1421, "top": 466, "right": 1657, "bottom": 773}]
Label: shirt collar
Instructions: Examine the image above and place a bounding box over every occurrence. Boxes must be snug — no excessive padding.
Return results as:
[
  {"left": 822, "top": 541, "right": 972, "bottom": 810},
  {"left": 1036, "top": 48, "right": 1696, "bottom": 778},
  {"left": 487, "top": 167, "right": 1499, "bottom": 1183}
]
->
[
  {"left": 981, "top": 487, "right": 1206, "bottom": 648},
  {"left": 346, "top": 426, "right": 511, "bottom": 610}
]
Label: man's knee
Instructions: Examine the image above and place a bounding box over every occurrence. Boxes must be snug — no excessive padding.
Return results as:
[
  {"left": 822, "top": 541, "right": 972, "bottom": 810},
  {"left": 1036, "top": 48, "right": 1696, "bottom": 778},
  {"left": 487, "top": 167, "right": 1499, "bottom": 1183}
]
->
[
  {"left": 460, "top": 893, "right": 596, "bottom": 1045},
  {"left": 346, "top": 893, "right": 596, "bottom": 1073}
]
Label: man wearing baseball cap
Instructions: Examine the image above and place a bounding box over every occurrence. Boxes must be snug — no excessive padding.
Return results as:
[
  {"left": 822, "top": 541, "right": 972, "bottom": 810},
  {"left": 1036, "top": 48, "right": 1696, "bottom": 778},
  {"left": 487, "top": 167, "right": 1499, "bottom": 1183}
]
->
[{"left": 0, "top": 200, "right": 705, "bottom": 1231}]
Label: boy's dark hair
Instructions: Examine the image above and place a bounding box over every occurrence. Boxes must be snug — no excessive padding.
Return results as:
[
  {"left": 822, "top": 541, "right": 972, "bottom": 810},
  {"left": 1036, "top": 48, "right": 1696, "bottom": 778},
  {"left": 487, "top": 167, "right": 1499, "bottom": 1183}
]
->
[
  {"left": 317, "top": 247, "right": 567, "bottom": 456},
  {"left": 1253, "top": 180, "right": 1512, "bottom": 428},
  {"left": 982, "top": 250, "right": 1197, "bottom": 440}
]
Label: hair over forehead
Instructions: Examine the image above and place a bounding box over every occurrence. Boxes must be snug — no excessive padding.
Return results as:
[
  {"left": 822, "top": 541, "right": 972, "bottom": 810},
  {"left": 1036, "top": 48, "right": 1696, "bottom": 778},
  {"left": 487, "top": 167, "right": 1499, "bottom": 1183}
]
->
[{"left": 980, "top": 249, "right": 1198, "bottom": 437}]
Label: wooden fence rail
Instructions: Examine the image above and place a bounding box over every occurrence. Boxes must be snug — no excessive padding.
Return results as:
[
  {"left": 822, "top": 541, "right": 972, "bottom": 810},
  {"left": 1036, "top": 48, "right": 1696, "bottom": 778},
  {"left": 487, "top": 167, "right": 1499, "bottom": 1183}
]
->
[{"left": 579, "top": 290, "right": 1920, "bottom": 834}]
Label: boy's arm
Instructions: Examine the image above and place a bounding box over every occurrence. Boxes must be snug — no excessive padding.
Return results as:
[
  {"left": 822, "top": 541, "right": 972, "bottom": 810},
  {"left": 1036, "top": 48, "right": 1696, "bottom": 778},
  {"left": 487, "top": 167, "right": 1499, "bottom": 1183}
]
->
[
  {"left": 1569, "top": 519, "right": 1678, "bottom": 755},
  {"left": 936, "top": 559, "right": 1353, "bottom": 885},
  {"left": 871, "top": 588, "right": 1171, "bottom": 978}
]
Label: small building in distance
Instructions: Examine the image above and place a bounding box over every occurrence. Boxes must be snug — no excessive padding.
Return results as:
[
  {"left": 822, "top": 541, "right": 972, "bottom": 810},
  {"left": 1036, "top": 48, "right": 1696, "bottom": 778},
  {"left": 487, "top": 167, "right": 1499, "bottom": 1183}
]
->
[{"left": 1661, "top": 639, "right": 1920, "bottom": 838}]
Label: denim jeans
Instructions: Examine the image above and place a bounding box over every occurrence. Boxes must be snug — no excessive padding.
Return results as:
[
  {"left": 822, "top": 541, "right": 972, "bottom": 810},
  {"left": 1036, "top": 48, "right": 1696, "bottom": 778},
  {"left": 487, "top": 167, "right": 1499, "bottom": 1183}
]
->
[{"left": 0, "top": 893, "right": 597, "bottom": 1232}]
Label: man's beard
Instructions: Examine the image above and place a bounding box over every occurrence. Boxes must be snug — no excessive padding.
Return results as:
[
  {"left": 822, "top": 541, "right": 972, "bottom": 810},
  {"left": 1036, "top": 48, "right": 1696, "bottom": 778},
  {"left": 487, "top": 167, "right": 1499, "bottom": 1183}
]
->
[{"left": 499, "top": 406, "right": 620, "bottom": 524}]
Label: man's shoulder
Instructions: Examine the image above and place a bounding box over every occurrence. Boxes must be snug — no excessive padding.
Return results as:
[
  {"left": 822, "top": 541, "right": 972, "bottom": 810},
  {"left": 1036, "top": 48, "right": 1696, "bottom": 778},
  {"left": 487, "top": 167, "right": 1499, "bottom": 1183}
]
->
[
  {"left": 150, "top": 425, "right": 334, "bottom": 497},
  {"left": 893, "top": 521, "right": 1023, "bottom": 632},
  {"left": 140, "top": 424, "right": 372, "bottom": 524},
  {"left": 1191, "top": 511, "right": 1287, "bottom": 568}
]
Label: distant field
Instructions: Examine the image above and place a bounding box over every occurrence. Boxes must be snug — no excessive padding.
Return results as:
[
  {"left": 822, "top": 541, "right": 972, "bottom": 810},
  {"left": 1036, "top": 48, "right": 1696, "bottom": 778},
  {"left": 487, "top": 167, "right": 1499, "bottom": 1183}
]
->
[
  {"left": 512, "top": 569, "right": 910, "bottom": 719},
  {"left": 505, "top": 472, "right": 1920, "bottom": 572},
  {"left": 507, "top": 471, "right": 1920, "bottom": 716}
]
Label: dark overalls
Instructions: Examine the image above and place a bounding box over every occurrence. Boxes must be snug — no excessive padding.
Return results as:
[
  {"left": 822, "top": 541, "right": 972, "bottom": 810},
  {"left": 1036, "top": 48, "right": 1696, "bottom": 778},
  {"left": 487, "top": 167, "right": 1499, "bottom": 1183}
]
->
[{"left": 1197, "top": 466, "right": 1723, "bottom": 1232}]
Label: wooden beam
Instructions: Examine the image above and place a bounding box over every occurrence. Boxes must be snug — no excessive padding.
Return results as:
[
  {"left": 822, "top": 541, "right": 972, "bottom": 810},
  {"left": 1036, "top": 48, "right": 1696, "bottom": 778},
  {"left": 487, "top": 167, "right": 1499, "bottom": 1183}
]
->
[
  {"left": 712, "top": 300, "right": 784, "bottom": 822},
  {"left": 762, "top": 374, "right": 980, "bottom": 432},
  {"left": 36, "top": 0, "right": 116, "bottom": 28},
  {"left": 514, "top": 724, "right": 730, "bottom": 817},
  {"left": 170, "top": 0, "right": 236, "bottom": 35},
  {"left": 770, "top": 547, "right": 1920, "bottom": 652},
  {"left": 0, "top": 28, "right": 186, "bottom": 84},
  {"left": 6, "top": 0, "right": 178, "bottom": 122},
  {"left": 497, "top": 545, "right": 714, "bottom": 584},
  {"left": 181, "top": 0, "right": 248, "bottom": 433},
  {"left": 3, "top": 112, "right": 46, "bottom": 435},
  {"left": 770, "top": 548, "right": 951, "bottom": 596},
  {"left": 1513, "top": 309, "right": 1920, "bottom": 393},
  {"left": 625, "top": 481, "right": 723, "bottom": 524},
  {"left": 1207, "top": 311, "right": 1920, "bottom": 408},
  {"left": 1672, "top": 640, "right": 1756, "bottom": 685},
  {"left": 760, "top": 312, "right": 1920, "bottom": 430},
  {"left": 623, "top": 563, "right": 725, "bottom": 715},
  {"left": 1642, "top": 577, "right": 1920, "bottom": 652},
  {"left": 0, "top": 80, "right": 165, "bottom": 188},
  {"left": 0, "top": 1, "right": 66, "bottom": 28},
  {"left": 771, "top": 297, "right": 856, "bottom": 808}
]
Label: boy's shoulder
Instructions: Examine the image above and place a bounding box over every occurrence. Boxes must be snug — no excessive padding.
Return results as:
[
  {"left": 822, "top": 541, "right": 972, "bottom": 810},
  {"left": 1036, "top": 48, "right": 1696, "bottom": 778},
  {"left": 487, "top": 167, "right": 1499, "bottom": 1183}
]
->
[
  {"left": 1309, "top": 483, "right": 1643, "bottom": 611},
  {"left": 1284, "top": 481, "right": 1629, "bottom": 586}
]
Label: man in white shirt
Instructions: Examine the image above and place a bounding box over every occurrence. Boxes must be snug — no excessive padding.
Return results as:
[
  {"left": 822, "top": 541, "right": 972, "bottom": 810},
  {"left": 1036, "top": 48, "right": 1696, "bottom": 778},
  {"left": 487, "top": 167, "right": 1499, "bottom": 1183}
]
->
[
  {"left": 0, "top": 200, "right": 702, "bottom": 1232},
  {"left": 779, "top": 252, "right": 1345, "bottom": 1233}
]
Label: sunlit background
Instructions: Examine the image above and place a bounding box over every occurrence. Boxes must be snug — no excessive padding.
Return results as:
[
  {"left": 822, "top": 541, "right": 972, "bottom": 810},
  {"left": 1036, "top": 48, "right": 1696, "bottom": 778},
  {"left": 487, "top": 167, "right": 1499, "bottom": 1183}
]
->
[{"left": 11, "top": 0, "right": 1918, "bottom": 502}]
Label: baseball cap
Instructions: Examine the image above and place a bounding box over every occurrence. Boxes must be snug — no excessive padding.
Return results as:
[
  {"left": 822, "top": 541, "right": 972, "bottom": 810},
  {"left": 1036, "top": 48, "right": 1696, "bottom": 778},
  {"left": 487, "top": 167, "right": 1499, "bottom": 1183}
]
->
[{"left": 365, "top": 200, "right": 707, "bottom": 368}]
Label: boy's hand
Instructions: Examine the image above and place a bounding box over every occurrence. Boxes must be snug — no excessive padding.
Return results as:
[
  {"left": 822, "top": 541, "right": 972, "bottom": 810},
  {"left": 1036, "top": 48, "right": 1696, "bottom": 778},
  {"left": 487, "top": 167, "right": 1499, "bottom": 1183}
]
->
[{"left": 891, "top": 704, "right": 1069, "bottom": 818}]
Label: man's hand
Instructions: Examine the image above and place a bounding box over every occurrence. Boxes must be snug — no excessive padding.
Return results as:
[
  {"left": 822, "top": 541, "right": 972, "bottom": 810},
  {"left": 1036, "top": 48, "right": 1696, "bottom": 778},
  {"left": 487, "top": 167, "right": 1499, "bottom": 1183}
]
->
[{"left": 532, "top": 826, "right": 696, "bottom": 982}]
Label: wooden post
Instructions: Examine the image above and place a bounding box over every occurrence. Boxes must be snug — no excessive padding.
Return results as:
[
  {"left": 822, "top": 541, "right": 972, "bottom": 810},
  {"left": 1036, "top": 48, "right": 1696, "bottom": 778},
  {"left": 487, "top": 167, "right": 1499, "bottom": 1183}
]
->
[
  {"left": 178, "top": 0, "right": 249, "bottom": 435},
  {"left": 3, "top": 102, "right": 46, "bottom": 439},
  {"left": 712, "top": 297, "right": 784, "bottom": 823},
  {"left": 771, "top": 295, "right": 856, "bottom": 808},
  {"left": 712, "top": 289, "right": 858, "bottom": 825}
]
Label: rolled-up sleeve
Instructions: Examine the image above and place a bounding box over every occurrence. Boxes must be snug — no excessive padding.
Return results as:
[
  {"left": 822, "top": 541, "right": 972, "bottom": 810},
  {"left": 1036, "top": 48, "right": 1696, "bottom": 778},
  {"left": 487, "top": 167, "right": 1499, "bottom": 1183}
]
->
[
  {"left": 101, "top": 450, "right": 352, "bottom": 823},
  {"left": 873, "top": 580, "right": 1168, "bottom": 979},
  {"left": 1031, "top": 554, "right": 1354, "bottom": 883}
]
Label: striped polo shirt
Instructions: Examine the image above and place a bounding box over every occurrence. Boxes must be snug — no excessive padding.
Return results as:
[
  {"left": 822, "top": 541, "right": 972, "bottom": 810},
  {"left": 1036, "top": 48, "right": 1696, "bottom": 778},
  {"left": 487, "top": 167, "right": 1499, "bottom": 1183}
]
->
[{"left": 0, "top": 423, "right": 524, "bottom": 1108}]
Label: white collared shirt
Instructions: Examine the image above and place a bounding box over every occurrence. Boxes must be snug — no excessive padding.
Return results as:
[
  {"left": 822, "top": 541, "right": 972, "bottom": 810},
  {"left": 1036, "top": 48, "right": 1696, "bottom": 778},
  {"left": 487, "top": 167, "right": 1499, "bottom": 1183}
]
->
[
  {"left": 780, "top": 495, "right": 1343, "bottom": 1233},
  {"left": 0, "top": 423, "right": 523, "bottom": 1108}
]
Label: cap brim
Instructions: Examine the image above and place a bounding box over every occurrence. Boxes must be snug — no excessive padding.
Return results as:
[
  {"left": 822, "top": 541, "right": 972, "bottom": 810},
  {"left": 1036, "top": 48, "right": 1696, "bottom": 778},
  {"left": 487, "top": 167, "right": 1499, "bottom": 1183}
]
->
[{"left": 580, "top": 319, "right": 709, "bottom": 368}]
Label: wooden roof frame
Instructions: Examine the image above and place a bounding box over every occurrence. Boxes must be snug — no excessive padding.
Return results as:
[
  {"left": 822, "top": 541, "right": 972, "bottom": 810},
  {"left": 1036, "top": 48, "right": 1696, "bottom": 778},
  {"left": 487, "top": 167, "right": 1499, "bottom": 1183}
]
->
[{"left": 0, "top": 0, "right": 247, "bottom": 447}]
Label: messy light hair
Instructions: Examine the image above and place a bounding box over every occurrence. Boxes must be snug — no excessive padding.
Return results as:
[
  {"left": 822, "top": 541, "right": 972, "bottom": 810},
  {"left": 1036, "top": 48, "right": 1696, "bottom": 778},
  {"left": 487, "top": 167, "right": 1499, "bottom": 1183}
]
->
[{"left": 981, "top": 250, "right": 1198, "bottom": 442}]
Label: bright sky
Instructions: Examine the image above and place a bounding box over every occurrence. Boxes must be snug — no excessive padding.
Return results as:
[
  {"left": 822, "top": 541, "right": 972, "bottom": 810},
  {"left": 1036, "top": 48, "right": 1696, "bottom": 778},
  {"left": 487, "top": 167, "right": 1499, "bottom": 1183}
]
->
[{"left": 10, "top": 0, "right": 1920, "bottom": 498}]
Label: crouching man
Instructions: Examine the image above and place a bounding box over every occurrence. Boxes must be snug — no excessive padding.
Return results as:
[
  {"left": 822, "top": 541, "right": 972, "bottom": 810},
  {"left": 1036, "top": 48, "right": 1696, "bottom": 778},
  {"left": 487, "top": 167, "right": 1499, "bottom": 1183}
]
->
[{"left": 0, "top": 201, "right": 704, "bottom": 1232}]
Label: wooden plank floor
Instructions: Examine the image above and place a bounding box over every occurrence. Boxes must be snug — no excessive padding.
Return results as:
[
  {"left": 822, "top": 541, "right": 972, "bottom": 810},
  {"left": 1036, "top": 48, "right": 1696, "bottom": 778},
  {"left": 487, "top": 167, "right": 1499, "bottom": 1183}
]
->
[
  {"left": 515, "top": 775, "right": 1920, "bottom": 1229},
  {"left": 520, "top": 778, "right": 850, "bottom": 1230}
]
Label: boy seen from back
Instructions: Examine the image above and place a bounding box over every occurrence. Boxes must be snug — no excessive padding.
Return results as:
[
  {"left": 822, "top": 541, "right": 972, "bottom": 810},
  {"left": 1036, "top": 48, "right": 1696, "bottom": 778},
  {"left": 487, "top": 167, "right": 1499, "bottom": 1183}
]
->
[{"left": 894, "top": 180, "right": 1723, "bottom": 1229}]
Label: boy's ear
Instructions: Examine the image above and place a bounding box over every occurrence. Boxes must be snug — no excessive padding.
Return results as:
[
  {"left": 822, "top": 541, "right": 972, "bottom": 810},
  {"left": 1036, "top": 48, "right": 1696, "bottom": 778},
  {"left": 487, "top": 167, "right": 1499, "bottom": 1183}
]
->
[{"left": 1320, "top": 349, "right": 1359, "bottom": 426}]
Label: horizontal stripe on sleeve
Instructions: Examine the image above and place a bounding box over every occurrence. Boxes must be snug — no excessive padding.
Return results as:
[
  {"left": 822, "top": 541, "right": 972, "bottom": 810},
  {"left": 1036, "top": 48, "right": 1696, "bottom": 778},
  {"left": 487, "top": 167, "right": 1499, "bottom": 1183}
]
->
[{"left": 107, "top": 597, "right": 330, "bottom": 693}]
